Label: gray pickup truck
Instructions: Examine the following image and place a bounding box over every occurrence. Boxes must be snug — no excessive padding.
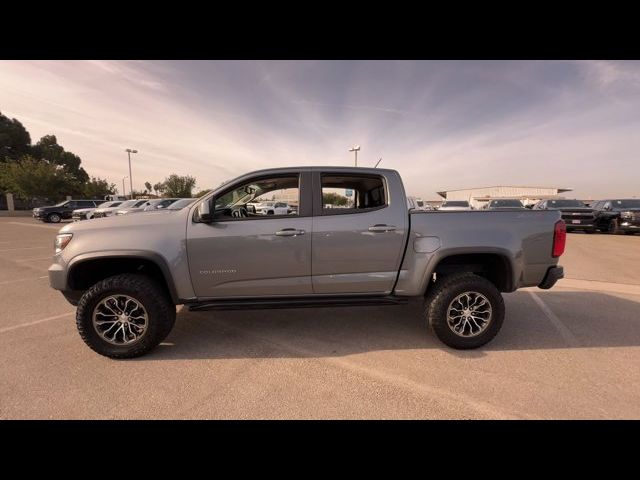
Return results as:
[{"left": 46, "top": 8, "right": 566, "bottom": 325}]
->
[{"left": 49, "top": 167, "right": 565, "bottom": 358}]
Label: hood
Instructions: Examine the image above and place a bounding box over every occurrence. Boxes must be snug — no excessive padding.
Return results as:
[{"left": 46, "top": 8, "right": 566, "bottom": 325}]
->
[{"left": 59, "top": 208, "right": 190, "bottom": 234}]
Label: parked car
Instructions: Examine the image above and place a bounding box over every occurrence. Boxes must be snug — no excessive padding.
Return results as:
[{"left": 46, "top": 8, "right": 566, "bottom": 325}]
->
[
  {"left": 255, "top": 201, "right": 292, "bottom": 215},
  {"left": 438, "top": 200, "right": 472, "bottom": 211},
  {"left": 591, "top": 199, "right": 640, "bottom": 234},
  {"left": 72, "top": 201, "right": 124, "bottom": 221},
  {"left": 33, "top": 199, "right": 103, "bottom": 223},
  {"left": 93, "top": 199, "right": 147, "bottom": 218},
  {"left": 164, "top": 198, "right": 198, "bottom": 210},
  {"left": 49, "top": 166, "right": 564, "bottom": 358},
  {"left": 533, "top": 199, "right": 596, "bottom": 233},
  {"left": 485, "top": 199, "right": 524, "bottom": 210},
  {"left": 116, "top": 198, "right": 180, "bottom": 215}
]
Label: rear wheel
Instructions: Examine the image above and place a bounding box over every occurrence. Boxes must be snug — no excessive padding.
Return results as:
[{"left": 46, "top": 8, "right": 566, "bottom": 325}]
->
[
  {"left": 424, "top": 273, "right": 505, "bottom": 349},
  {"left": 76, "top": 273, "right": 176, "bottom": 359},
  {"left": 47, "top": 213, "right": 62, "bottom": 223}
]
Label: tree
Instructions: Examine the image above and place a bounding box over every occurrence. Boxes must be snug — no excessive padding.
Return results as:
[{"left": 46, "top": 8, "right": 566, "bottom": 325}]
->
[
  {"left": 160, "top": 174, "right": 196, "bottom": 198},
  {"left": 83, "top": 177, "right": 116, "bottom": 199},
  {"left": 144, "top": 181, "right": 152, "bottom": 194},
  {"left": 195, "top": 189, "right": 211, "bottom": 197},
  {"left": 153, "top": 182, "right": 163, "bottom": 196},
  {"left": 0, "top": 111, "right": 31, "bottom": 161},
  {"left": 322, "top": 192, "right": 348, "bottom": 206},
  {"left": 0, "top": 155, "right": 75, "bottom": 200},
  {"left": 31, "top": 135, "right": 89, "bottom": 183}
]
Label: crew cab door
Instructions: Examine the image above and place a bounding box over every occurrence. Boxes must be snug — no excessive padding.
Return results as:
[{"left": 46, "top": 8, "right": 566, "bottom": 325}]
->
[
  {"left": 311, "top": 170, "right": 408, "bottom": 294},
  {"left": 186, "top": 171, "right": 313, "bottom": 298}
]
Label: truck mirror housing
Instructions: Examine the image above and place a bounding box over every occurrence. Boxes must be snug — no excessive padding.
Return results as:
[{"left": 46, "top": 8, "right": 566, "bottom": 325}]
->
[{"left": 196, "top": 198, "right": 213, "bottom": 223}]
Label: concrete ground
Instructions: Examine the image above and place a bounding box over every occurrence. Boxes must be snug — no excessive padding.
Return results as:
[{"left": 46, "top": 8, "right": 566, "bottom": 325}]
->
[{"left": 1, "top": 218, "right": 639, "bottom": 419}]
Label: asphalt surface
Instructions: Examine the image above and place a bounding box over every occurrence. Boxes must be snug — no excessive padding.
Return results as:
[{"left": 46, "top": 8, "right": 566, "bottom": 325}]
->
[{"left": 1, "top": 218, "right": 639, "bottom": 419}]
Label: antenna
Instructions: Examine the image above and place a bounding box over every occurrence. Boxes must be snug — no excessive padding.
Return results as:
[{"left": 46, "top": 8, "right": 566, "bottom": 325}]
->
[{"left": 374, "top": 157, "right": 382, "bottom": 168}]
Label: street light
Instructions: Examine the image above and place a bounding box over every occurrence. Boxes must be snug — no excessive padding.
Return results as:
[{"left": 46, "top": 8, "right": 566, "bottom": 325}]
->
[
  {"left": 122, "top": 176, "right": 128, "bottom": 197},
  {"left": 348, "top": 145, "right": 360, "bottom": 167},
  {"left": 125, "top": 149, "right": 138, "bottom": 199}
]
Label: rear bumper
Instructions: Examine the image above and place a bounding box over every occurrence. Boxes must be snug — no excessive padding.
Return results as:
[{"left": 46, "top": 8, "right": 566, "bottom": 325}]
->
[{"left": 538, "top": 266, "right": 564, "bottom": 290}]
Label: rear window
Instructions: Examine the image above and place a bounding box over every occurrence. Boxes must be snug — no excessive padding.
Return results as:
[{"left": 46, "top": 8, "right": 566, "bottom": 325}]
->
[
  {"left": 548, "top": 200, "right": 584, "bottom": 208},
  {"left": 321, "top": 174, "right": 386, "bottom": 214},
  {"left": 489, "top": 200, "right": 523, "bottom": 208},
  {"left": 613, "top": 200, "right": 640, "bottom": 208}
]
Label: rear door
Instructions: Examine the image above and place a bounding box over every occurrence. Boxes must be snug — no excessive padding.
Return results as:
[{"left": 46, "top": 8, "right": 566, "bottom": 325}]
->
[{"left": 311, "top": 170, "right": 408, "bottom": 294}]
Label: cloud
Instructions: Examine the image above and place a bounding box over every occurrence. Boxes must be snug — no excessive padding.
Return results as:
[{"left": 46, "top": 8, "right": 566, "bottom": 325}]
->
[{"left": 0, "top": 60, "right": 639, "bottom": 199}]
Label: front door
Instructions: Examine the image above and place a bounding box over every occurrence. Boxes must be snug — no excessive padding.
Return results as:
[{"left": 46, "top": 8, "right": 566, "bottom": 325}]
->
[{"left": 187, "top": 171, "right": 313, "bottom": 298}]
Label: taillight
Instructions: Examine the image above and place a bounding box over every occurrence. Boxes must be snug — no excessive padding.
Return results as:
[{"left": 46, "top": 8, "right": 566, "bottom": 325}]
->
[{"left": 552, "top": 220, "right": 566, "bottom": 257}]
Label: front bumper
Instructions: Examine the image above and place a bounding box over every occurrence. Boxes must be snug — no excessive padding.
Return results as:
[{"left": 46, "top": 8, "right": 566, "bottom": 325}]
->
[
  {"left": 566, "top": 224, "right": 595, "bottom": 231},
  {"left": 619, "top": 221, "right": 640, "bottom": 232},
  {"left": 538, "top": 266, "right": 564, "bottom": 290}
]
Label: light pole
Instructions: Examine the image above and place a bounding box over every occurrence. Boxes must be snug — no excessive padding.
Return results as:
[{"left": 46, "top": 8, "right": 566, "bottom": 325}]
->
[
  {"left": 348, "top": 145, "right": 360, "bottom": 166},
  {"left": 122, "top": 176, "right": 128, "bottom": 197},
  {"left": 125, "top": 149, "right": 137, "bottom": 199}
]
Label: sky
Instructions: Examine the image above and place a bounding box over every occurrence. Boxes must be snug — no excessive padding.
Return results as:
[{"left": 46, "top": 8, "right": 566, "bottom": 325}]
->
[{"left": 1, "top": 60, "right": 639, "bottom": 199}]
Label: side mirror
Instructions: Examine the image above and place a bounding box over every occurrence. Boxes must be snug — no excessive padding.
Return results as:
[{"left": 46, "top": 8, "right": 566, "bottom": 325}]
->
[{"left": 195, "top": 198, "right": 213, "bottom": 223}]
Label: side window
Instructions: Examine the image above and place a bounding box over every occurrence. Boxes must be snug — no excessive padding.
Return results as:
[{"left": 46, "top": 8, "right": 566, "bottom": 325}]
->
[
  {"left": 66, "top": 201, "right": 77, "bottom": 209},
  {"left": 213, "top": 175, "right": 299, "bottom": 221},
  {"left": 321, "top": 174, "right": 386, "bottom": 215},
  {"left": 603, "top": 202, "right": 611, "bottom": 211},
  {"left": 79, "top": 201, "right": 95, "bottom": 208}
]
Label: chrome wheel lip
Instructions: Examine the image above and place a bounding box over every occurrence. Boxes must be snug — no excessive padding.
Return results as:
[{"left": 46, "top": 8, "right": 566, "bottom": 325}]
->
[
  {"left": 446, "top": 291, "right": 492, "bottom": 338},
  {"left": 92, "top": 294, "right": 148, "bottom": 346}
]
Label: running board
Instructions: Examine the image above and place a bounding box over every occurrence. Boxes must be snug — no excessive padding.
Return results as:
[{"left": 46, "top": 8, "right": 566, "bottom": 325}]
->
[{"left": 188, "top": 295, "right": 408, "bottom": 311}]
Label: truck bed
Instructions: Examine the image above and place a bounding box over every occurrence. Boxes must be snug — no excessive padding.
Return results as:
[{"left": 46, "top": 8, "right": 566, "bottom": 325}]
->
[{"left": 394, "top": 209, "right": 562, "bottom": 296}]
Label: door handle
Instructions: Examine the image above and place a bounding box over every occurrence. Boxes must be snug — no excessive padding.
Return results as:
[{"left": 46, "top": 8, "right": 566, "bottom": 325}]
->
[
  {"left": 275, "top": 228, "right": 305, "bottom": 237},
  {"left": 368, "top": 224, "right": 396, "bottom": 232}
]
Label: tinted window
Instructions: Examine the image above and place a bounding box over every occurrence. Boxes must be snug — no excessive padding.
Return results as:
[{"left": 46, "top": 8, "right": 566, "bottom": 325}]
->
[
  {"left": 489, "top": 200, "right": 523, "bottom": 208},
  {"left": 547, "top": 200, "right": 584, "bottom": 208},
  {"left": 321, "top": 174, "right": 386, "bottom": 214},
  {"left": 443, "top": 201, "right": 469, "bottom": 207},
  {"left": 612, "top": 200, "right": 640, "bottom": 208},
  {"left": 78, "top": 201, "right": 96, "bottom": 208}
]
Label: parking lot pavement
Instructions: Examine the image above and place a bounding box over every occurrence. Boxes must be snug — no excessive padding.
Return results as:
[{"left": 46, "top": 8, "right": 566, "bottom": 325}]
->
[{"left": 1, "top": 218, "right": 640, "bottom": 419}]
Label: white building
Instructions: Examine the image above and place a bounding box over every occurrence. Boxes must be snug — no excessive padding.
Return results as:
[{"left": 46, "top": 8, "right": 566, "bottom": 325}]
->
[{"left": 437, "top": 186, "right": 573, "bottom": 209}]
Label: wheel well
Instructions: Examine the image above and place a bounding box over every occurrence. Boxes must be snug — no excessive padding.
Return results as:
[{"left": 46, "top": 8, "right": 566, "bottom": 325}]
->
[
  {"left": 432, "top": 253, "right": 512, "bottom": 292},
  {"left": 67, "top": 257, "right": 175, "bottom": 302}
]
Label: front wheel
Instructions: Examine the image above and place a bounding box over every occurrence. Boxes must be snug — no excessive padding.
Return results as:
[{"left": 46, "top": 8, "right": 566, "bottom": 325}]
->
[
  {"left": 76, "top": 274, "right": 176, "bottom": 359},
  {"left": 424, "top": 273, "right": 505, "bottom": 349},
  {"left": 47, "top": 213, "right": 62, "bottom": 223},
  {"left": 608, "top": 219, "right": 622, "bottom": 234}
]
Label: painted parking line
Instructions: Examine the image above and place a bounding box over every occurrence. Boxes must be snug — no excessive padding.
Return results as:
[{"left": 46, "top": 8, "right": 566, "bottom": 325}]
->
[
  {"left": 0, "top": 312, "right": 74, "bottom": 334},
  {"left": 528, "top": 290, "right": 580, "bottom": 347},
  {"left": 0, "top": 275, "right": 48, "bottom": 286}
]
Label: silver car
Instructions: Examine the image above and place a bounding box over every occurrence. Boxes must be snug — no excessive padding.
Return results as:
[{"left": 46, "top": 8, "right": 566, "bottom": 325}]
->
[{"left": 116, "top": 199, "right": 179, "bottom": 216}]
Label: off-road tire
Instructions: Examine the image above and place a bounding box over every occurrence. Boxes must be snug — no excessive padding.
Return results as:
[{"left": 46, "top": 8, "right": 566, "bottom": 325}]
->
[
  {"left": 47, "top": 213, "right": 62, "bottom": 223},
  {"left": 424, "top": 273, "right": 505, "bottom": 349},
  {"left": 76, "top": 273, "right": 176, "bottom": 359}
]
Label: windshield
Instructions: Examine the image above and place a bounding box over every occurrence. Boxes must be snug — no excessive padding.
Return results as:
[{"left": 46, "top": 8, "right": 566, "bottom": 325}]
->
[
  {"left": 612, "top": 199, "right": 640, "bottom": 208},
  {"left": 490, "top": 200, "right": 523, "bottom": 208},
  {"left": 167, "top": 198, "right": 196, "bottom": 210},
  {"left": 443, "top": 201, "right": 469, "bottom": 207},
  {"left": 548, "top": 200, "right": 584, "bottom": 208}
]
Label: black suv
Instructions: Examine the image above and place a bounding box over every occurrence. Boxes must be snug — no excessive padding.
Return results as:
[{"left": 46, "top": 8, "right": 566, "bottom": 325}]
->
[
  {"left": 33, "top": 199, "right": 103, "bottom": 223},
  {"left": 533, "top": 199, "right": 596, "bottom": 232},
  {"left": 591, "top": 199, "right": 640, "bottom": 234}
]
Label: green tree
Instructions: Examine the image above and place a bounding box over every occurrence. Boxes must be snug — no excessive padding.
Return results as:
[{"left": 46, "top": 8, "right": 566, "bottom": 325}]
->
[
  {"left": 31, "top": 135, "right": 89, "bottom": 183},
  {"left": 322, "top": 192, "right": 348, "bottom": 206},
  {"left": 160, "top": 174, "right": 196, "bottom": 198},
  {"left": 83, "top": 177, "right": 116, "bottom": 199},
  {"left": 0, "top": 155, "right": 75, "bottom": 200},
  {"left": 144, "top": 181, "right": 152, "bottom": 194},
  {"left": 0, "top": 111, "right": 31, "bottom": 161},
  {"left": 153, "top": 182, "right": 163, "bottom": 195}
]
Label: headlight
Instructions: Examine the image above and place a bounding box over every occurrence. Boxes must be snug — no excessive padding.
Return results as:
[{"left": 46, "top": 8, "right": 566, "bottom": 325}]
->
[
  {"left": 54, "top": 233, "right": 73, "bottom": 254},
  {"left": 621, "top": 211, "right": 633, "bottom": 219}
]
